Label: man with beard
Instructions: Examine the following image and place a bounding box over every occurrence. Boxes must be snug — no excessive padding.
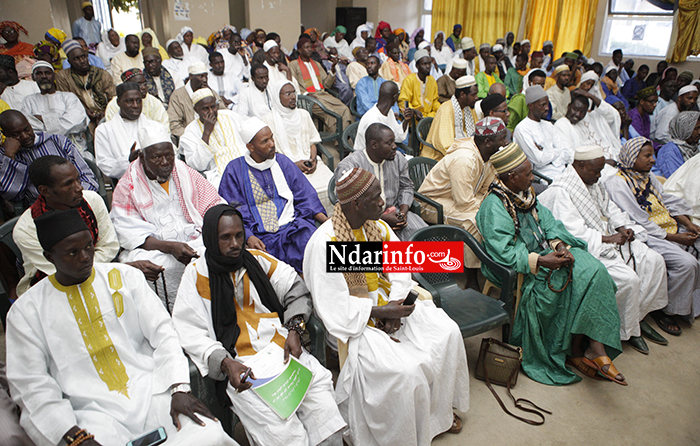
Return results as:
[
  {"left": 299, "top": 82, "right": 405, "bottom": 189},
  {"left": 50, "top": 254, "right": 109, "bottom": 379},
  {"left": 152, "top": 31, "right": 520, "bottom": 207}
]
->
[
  {"left": 143, "top": 47, "right": 184, "bottom": 108},
  {"left": 110, "top": 34, "right": 144, "bottom": 85},
  {"left": 21, "top": 61, "right": 89, "bottom": 156},
  {"left": 110, "top": 125, "right": 224, "bottom": 309},
  {"left": 167, "top": 62, "right": 225, "bottom": 137}
]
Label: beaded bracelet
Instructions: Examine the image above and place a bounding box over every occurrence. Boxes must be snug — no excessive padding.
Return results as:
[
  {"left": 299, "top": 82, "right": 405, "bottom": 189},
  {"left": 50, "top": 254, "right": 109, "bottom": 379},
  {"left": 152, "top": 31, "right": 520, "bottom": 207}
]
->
[
  {"left": 64, "top": 429, "right": 85, "bottom": 445},
  {"left": 284, "top": 315, "right": 306, "bottom": 336}
]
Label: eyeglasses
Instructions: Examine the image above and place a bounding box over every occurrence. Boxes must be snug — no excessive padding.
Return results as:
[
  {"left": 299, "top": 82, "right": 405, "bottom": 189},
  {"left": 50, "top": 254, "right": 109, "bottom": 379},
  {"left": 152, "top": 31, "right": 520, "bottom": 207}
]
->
[{"left": 281, "top": 91, "right": 296, "bottom": 97}]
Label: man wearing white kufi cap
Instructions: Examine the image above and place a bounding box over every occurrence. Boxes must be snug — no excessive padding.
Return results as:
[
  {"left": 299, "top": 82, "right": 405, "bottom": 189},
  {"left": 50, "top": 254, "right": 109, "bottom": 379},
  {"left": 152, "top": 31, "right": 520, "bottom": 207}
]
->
[
  {"left": 179, "top": 87, "right": 247, "bottom": 188},
  {"left": 94, "top": 81, "right": 162, "bottom": 178},
  {"left": 262, "top": 39, "right": 302, "bottom": 94},
  {"left": 110, "top": 123, "right": 225, "bottom": 309},
  {"left": 437, "top": 57, "right": 467, "bottom": 103},
  {"left": 445, "top": 36, "right": 477, "bottom": 76},
  {"left": 424, "top": 75, "right": 479, "bottom": 160},
  {"left": 539, "top": 145, "right": 669, "bottom": 353},
  {"left": 168, "top": 62, "right": 226, "bottom": 137},
  {"left": 218, "top": 117, "right": 327, "bottom": 273},
  {"left": 651, "top": 84, "right": 699, "bottom": 146},
  {"left": 514, "top": 85, "right": 568, "bottom": 180},
  {"left": 553, "top": 91, "right": 622, "bottom": 178},
  {"left": 21, "top": 61, "right": 90, "bottom": 157}
]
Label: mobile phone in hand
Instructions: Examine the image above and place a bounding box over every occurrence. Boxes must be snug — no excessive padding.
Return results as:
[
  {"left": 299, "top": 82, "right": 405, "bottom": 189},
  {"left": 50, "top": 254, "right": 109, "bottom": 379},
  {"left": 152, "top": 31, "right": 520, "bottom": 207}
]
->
[{"left": 403, "top": 289, "right": 419, "bottom": 306}]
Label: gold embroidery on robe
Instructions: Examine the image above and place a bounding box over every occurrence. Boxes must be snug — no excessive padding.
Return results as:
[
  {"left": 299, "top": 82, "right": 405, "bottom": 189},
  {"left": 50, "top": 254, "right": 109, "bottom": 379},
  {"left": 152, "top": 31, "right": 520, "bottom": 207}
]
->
[{"left": 50, "top": 270, "right": 130, "bottom": 397}]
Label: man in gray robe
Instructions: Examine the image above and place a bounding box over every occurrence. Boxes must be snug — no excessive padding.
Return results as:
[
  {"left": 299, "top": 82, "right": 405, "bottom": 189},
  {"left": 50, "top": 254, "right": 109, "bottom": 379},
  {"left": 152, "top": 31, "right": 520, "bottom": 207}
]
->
[{"left": 335, "top": 122, "right": 427, "bottom": 240}]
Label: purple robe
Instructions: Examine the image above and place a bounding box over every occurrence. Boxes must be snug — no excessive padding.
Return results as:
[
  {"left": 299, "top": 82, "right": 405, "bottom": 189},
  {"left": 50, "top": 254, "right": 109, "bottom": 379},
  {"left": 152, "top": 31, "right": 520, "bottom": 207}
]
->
[
  {"left": 628, "top": 107, "right": 651, "bottom": 139},
  {"left": 218, "top": 153, "right": 325, "bottom": 272}
]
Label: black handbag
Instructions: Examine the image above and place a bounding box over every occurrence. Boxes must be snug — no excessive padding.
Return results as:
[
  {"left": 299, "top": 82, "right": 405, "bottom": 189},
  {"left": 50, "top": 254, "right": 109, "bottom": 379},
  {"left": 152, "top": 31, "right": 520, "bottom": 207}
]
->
[{"left": 475, "top": 338, "right": 551, "bottom": 425}]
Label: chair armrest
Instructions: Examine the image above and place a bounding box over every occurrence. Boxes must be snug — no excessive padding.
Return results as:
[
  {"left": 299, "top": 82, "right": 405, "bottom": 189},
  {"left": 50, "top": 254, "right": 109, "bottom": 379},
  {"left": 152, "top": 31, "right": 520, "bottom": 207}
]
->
[
  {"left": 306, "top": 314, "right": 327, "bottom": 368},
  {"left": 412, "top": 272, "right": 441, "bottom": 307},
  {"left": 414, "top": 192, "right": 444, "bottom": 224},
  {"left": 315, "top": 143, "right": 334, "bottom": 170},
  {"left": 326, "top": 88, "right": 339, "bottom": 99},
  {"left": 461, "top": 233, "right": 517, "bottom": 317},
  {"left": 396, "top": 142, "right": 411, "bottom": 155},
  {"left": 533, "top": 170, "right": 552, "bottom": 185}
]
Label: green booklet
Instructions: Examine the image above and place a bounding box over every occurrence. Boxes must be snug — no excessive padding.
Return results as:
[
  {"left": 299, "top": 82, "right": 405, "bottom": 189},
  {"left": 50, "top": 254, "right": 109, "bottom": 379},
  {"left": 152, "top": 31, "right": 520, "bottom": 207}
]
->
[{"left": 244, "top": 343, "right": 314, "bottom": 420}]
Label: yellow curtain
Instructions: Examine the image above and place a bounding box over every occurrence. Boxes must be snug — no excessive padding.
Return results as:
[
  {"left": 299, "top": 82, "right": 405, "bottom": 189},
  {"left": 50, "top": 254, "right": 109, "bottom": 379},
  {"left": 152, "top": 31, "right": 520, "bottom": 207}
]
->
[
  {"left": 431, "top": 0, "right": 525, "bottom": 50},
  {"left": 524, "top": 0, "right": 599, "bottom": 57},
  {"left": 668, "top": 0, "right": 700, "bottom": 62}
]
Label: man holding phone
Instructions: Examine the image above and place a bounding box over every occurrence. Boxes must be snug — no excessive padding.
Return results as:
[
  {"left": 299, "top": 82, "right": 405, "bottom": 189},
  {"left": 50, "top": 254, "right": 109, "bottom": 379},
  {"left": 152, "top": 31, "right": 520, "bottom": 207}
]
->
[
  {"left": 304, "top": 168, "right": 470, "bottom": 446},
  {"left": 173, "top": 204, "right": 346, "bottom": 446},
  {"left": 5, "top": 209, "right": 238, "bottom": 446}
]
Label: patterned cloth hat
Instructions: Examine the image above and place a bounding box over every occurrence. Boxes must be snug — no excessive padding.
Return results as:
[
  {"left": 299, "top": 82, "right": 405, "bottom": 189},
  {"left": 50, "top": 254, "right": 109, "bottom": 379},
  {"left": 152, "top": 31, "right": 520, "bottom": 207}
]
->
[
  {"left": 62, "top": 39, "right": 82, "bottom": 56},
  {"left": 475, "top": 116, "right": 506, "bottom": 135},
  {"left": 491, "top": 142, "right": 527, "bottom": 174},
  {"left": 336, "top": 168, "right": 376, "bottom": 205},
  {"left": 192, "top": 87, "right": 214, "bottom": 105},
  {"left": 121, "top": 68, "right": 143, "bottom": 82},
  {"left": 636, "top": 85, "right": 657, "bottom": 100}
]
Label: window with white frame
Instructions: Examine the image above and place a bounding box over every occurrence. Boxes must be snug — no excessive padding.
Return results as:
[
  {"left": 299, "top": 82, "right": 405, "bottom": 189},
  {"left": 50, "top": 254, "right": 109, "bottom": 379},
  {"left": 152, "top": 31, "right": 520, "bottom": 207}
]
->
[
  {"left": 421, "top": 0, "right": 432, "bottom": 39},
  {"left": 600, "top": 0, "right": 674, "bottom": 58}
]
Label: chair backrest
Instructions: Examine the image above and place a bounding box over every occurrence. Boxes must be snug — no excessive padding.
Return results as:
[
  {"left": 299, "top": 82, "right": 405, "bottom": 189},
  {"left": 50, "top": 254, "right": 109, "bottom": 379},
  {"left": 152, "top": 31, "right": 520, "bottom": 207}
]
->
[
  {"left": 342, "top": 121, "right": 360, "bottom": 158},
  {"left": 416, "top": 117, "right": 434, "bottom": 148},
  {"left": 409, "top": 225, "right": 472, "bottom": 289},
  {"left": 84, "top": 158, "right": 111, "bottom": 210},
  {"left": 350, "top": 96, "right": 361, "bottom": 119},
  {"left": 327, "top": 176, "right": 338, "bottom": 205},
  {"left": 411, "top": 224, "right": 517, "bottom": 309},
  {"left": 0, "top": 217, "right": 22, "bottom": 262},
  {"left": 296, "top": 95, "right": 315, "bottom": 116},
  {"left": 407, "top": 156, "right": 437, "bottom": 192}
]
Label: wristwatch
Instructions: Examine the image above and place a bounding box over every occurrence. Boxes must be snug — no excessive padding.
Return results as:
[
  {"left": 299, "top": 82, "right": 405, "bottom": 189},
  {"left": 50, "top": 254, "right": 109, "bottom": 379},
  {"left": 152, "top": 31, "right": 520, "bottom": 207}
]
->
[{"left": 169, "top": 383, "right": 192, "bottom": 395}]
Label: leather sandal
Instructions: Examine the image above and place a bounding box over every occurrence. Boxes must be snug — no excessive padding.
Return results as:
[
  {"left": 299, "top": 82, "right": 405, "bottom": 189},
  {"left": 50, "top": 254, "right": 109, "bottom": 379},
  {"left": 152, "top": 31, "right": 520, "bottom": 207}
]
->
[
  {"left": 582, "top": 356, "right": 628, "bottom": 386},
  {"left": 650, "top": 311, "right": 681, "bottom": 336},
  {"left": 447, "top": 413, "right": 462, "bottom": 434},
  {"left": 566, "top": 357, "right": 604, "bottom": 380}
]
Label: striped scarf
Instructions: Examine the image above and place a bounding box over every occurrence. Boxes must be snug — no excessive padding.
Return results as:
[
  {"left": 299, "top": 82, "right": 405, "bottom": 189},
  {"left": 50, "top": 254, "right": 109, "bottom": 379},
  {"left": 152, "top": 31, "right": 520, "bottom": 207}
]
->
[
  {"left": 488, "top": 178, "right": 538, "bottom": 238},
  {"left": 298, "top": 59, "right": 323, "bottom": 93},
  {"left": 145, "top": 67, "right": 176, "bottom": 104}
]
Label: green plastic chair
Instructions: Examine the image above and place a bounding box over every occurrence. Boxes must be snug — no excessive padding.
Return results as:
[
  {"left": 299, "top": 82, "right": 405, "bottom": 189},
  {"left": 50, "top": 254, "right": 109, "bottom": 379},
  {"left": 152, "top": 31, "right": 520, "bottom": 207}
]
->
[
  {"left": 0, "top": 217, "right": 20, "bottom": 330},
  {"left": 85, "top": 158, "right": 111, "bottom": 211},
  {"left": 328, "top": 176, "right": 338, "bottom": 205},
  {"left": 410, "top": 225, "right": 516, "bottom": 341},
  {"left": 341, "top": 121, "right": 360, "bottom": 160},
  {"left": 349, "top": 96, "right": 362, "bottom": 119},
  {"left": 297, "top": 95, "right": 344, "bottom": 150},
  {"left": 407, "top": 157, "right": 444, "bottom": 224},
  {"left": 416, "top": 117, "right": 434, "bottom": 150},
  {"left": 315, "top": 143, "right": 335, "bottom": 171},
  {"left": 533, "top": 170, "right": 553, "bottom": 185}
]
